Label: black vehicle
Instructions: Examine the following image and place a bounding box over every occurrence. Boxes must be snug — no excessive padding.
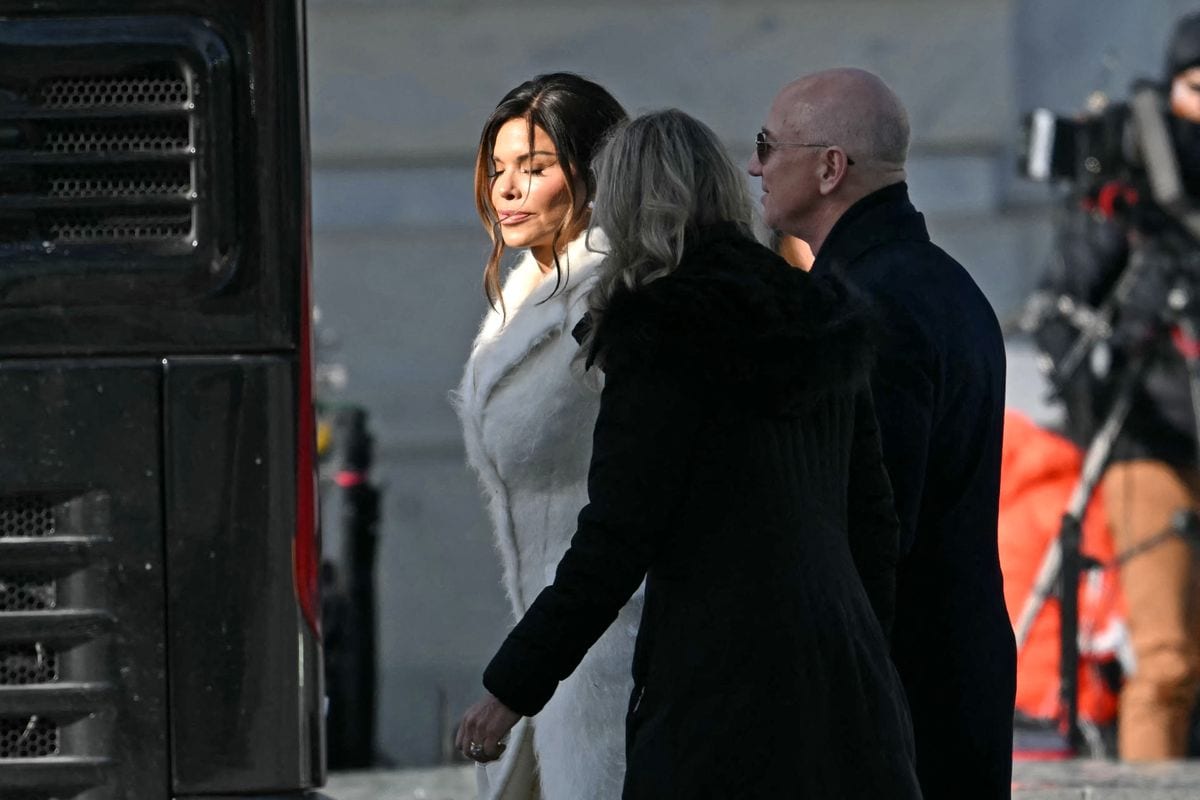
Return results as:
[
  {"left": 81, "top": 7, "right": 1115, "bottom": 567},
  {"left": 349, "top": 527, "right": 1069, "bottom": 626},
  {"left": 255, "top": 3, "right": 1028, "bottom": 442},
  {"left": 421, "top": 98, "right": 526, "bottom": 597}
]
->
[{"left": 0, "top": 1, "right": 327, "bottom": 798}]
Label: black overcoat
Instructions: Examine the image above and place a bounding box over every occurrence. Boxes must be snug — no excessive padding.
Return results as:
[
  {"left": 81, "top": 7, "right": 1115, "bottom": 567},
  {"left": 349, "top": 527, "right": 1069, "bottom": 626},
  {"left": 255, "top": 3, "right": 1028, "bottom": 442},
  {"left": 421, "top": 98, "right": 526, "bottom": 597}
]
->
[
  {"left": 811, "top": 183, "right": 1016, "bottom": 799},
  {"left": 484, "top": 223, "right": 921, "bottom": 799}
]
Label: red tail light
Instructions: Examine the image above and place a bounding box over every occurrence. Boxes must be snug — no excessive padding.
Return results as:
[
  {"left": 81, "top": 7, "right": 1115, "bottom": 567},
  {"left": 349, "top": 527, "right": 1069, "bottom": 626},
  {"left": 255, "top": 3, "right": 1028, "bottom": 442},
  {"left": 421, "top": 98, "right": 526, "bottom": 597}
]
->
[{"left": 294, "top": 216, "right": 320, "bottom": 638}]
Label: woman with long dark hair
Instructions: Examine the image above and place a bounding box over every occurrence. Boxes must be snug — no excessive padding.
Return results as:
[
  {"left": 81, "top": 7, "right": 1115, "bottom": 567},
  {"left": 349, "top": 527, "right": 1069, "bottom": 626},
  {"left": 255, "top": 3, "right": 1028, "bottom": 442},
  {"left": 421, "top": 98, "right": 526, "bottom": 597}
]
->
[
  {"left": 453, "top": 73, "right": 629, "bottom": 800},
  {"left": 458, "top": 110, "right": 921, "bottom": 798}
]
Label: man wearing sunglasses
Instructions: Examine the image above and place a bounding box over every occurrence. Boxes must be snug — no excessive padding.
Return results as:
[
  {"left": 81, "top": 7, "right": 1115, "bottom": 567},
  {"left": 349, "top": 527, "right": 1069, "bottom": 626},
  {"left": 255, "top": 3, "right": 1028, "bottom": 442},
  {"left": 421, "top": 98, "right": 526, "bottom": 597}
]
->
[{"left": 750, "top": 68, "right": 1014, "bottom": 800}]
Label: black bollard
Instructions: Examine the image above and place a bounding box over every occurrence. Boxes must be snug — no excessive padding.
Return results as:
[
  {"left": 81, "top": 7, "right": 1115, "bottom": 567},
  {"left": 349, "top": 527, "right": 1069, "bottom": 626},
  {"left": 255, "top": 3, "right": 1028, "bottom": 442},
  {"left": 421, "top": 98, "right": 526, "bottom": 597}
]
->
[{"left": 325, "top": 406, "right": 380, "bottom": 769}]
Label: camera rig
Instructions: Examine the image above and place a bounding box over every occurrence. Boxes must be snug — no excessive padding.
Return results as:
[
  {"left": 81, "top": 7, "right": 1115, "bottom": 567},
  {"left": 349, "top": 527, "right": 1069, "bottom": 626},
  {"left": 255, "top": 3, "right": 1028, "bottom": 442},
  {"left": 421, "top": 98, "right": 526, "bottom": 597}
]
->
[
  {"left": 1021, "top": 79, "right": 1200, "bottom": 233},
  {"left": 1019, "top": 80, "right": 1200, "bottom": 755}
]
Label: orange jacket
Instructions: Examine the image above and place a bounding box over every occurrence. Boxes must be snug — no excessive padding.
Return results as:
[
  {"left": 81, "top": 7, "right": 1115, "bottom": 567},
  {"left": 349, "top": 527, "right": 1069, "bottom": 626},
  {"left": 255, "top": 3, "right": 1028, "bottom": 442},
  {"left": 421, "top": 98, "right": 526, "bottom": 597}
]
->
[{"left": 999, "top": 409, "right": 1125, "bottom": 724}]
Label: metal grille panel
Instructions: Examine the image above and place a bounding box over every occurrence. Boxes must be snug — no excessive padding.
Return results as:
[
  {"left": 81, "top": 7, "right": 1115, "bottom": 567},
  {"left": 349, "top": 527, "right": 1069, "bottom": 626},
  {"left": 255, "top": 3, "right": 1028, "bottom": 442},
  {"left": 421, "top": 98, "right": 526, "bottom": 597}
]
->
[
  {"left": 0, "top": 60, "right": 203, "bottom": 249},
  {"left": 0, "top": 498, "right": 56, "bottom": 539},
  {"left": 0, "top": 717, "right": 60, "bottom": 758},
  {"left": 0, "top": 16, "right": 238, "bottom": 289},
  {"left": 43, "top": 164, "right": 192, "bottom": 199},
  {"left": 40, "top": 117, "right": 191, "bottom": 154},
  {"left": 0, "top": 645, "right": 59, "bottom": 685},
  {"left": 48, "top": 212, "right": 193, "bottom": 242},
  {"left": 0, "top": 577, "right": 56, "bottom": 612},
  {"left": 39, "top": 73, "right": 189, "bottom": 109}
]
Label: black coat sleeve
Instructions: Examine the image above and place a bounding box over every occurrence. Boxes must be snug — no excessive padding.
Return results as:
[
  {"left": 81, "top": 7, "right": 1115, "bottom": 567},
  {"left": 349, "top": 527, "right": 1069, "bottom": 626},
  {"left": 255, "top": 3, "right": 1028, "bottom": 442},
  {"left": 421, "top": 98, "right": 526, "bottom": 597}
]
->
[
  {"left": 846, "top": 384, "right": 901, "bottom": 639},
  {"left": 482, "top": 366, "right": 704, "bottom": 716}
]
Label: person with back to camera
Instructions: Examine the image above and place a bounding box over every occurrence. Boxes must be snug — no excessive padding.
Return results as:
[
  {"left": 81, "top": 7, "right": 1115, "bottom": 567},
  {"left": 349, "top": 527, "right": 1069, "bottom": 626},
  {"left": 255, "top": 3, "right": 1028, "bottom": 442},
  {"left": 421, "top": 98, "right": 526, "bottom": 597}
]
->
[
  {"left": 749, "top": 69, "right": 1015, "bottom": 798},
  {"left": 457, "top": 108, "right": 922, "bottom": 799},
  {"left": 1033, "top": 12, "right": 1200, "bottom": 760},
  {"left": 453, "top": 72, "right": 629, "bottom": 799}
]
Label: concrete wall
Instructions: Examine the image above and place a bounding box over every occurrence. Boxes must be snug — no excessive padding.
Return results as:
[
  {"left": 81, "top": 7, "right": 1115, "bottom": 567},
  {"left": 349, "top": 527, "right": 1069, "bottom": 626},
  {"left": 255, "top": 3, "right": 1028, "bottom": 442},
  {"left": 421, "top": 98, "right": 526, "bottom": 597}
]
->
[{"left": 305, "top": 0, "right": 1199, "bottom": 767}]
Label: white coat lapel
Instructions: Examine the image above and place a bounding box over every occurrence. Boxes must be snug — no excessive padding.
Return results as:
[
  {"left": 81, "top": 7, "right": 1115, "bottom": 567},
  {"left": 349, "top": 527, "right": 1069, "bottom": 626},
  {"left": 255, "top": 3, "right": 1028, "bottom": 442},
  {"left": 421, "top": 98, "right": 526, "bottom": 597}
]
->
[{"left": 468, "top": 229, "right": 606, "bottom": 408}]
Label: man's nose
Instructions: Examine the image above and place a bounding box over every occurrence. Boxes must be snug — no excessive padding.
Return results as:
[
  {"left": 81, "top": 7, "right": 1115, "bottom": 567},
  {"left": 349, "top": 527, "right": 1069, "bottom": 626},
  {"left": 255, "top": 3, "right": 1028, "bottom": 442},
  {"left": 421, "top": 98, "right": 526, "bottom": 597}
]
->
[{"left": 748, "top": 153, "right": 763, "bottom": 176}]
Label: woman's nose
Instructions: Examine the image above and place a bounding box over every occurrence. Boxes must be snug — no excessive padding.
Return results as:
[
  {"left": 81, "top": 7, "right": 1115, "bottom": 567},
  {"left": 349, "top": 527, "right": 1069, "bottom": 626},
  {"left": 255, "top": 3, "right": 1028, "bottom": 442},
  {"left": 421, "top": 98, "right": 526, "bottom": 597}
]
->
[{"left": 496, "top": 173, "right": 520, "bottom": 200}]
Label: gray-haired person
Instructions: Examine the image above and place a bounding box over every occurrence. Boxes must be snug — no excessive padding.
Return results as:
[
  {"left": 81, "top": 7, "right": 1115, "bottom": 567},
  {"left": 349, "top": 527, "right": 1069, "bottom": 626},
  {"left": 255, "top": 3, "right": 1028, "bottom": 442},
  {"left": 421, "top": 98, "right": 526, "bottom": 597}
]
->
[{"left": 457, "top": 108, "right": 921, "bottom": 798}]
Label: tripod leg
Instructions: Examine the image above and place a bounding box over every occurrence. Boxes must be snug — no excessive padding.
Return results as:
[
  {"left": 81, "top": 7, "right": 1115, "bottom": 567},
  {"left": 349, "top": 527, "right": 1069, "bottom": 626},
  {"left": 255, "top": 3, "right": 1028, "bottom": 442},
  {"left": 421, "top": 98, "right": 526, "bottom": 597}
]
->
[
  {"left": 1015, "top": 539, "right": 1061, "bottom": 650},
  {"left": 1058, "top": 358, "right": 1144, "bottom": 752}
]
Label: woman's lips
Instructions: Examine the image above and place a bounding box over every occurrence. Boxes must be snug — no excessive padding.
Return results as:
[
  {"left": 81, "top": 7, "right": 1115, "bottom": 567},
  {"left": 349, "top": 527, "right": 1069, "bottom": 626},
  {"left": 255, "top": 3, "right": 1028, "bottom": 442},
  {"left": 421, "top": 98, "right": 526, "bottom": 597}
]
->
[{"left": 499, "top": 212, "right": 533, "bottom": 225}]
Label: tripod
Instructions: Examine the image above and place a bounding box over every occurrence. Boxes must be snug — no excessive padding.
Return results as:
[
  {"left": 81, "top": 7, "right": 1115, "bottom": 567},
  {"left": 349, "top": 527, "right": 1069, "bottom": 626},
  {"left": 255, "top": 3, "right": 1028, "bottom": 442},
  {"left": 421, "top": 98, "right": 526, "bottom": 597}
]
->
[{"left": 1018, "top": 247, "right": 1200, "bottom": 753}]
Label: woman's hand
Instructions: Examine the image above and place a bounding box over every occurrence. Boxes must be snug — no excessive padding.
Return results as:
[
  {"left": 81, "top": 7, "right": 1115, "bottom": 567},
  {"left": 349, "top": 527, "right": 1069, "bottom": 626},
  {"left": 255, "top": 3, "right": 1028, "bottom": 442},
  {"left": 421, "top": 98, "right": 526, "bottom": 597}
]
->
[{"left": 456, "top": 692, "right": 521, "bottom": 763}]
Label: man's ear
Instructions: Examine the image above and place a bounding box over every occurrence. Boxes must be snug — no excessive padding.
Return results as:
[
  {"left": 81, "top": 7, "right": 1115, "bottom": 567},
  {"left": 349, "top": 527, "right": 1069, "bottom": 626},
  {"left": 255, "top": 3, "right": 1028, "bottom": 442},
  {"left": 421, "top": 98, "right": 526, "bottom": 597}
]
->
[{"left": 817, "top": 149, "right": 850, "bottom": 196}]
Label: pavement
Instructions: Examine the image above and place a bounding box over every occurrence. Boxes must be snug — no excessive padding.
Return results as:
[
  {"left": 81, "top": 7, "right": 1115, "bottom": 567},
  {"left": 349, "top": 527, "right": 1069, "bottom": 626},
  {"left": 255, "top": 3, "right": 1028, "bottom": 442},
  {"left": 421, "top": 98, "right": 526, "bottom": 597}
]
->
[
  {"left": 324, "top": 760, "right": 1200, "bottom": 800},
  {"left": 325, "top": 765, "right": 474, "bottom": 800},
  {"left": 1014, "top": 759, "right": 1200, "bottom": 798}
]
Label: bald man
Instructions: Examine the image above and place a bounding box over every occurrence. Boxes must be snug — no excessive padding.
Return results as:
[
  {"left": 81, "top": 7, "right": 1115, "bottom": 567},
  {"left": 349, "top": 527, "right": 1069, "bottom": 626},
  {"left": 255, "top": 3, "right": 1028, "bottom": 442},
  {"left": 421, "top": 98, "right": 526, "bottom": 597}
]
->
[{"left": 750, "top": 69, "right": 1015, "bottom": 798}]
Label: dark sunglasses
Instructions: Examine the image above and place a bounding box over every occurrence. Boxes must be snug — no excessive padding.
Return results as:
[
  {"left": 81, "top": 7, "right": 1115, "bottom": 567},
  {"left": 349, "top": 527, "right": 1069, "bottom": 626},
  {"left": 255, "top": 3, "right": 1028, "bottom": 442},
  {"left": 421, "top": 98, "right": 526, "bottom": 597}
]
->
[{"left": 755, "top": 131, "right": 855, "bottom": 165}]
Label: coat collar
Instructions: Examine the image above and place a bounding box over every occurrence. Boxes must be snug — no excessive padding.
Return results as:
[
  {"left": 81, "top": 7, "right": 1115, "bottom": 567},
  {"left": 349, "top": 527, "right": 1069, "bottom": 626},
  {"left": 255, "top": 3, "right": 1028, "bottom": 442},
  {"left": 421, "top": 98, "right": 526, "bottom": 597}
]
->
[
  {"left": 468, "top": 229, "right": 606, "bottom": 406},
  {"left": 589, "top": 226, "right": 874, "bottom": 399},
  {"left": 811, "top": 181, "right": 929, "bottom": 276}
]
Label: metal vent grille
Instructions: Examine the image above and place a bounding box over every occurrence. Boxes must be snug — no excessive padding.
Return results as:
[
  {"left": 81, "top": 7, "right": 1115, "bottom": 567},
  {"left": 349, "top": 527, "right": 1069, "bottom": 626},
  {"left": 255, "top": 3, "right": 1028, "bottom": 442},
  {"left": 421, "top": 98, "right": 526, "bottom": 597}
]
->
[
  {"left": 43, "top": 164, "right": 193, "bottom": 199},
  {"left": 0, "top": 717, "right": 60, "bottom": 758},
  {"left": 40, "top": 118, "right": 191, "bottom": 154},
  {"left": 49, "top": 212, "right": 193, "bottom": 242},
  {"left": 0, "top": 489, "right": 106, "bottom": 790},
  {"left": 0, "top": 60, "right": 204, "bottom": 249},
  {"left": 0, "top": 577, "right": 56, "bottom": 612},
  {"left": 0, "top": 645, "right": 58, "bottom": 685},
  {"left": 40, "top": 72, "right": 189, "bottom": 109},
  {"left": 0, "top": 498, "right": 56, "bottom": 539}
]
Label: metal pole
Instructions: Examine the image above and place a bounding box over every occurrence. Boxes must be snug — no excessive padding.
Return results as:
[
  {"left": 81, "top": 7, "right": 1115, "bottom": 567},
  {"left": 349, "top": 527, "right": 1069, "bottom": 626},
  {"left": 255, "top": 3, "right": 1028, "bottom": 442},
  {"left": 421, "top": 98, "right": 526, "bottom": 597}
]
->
[{"left": 1056, "top": 358, "right": 1142, "bottom": 751}]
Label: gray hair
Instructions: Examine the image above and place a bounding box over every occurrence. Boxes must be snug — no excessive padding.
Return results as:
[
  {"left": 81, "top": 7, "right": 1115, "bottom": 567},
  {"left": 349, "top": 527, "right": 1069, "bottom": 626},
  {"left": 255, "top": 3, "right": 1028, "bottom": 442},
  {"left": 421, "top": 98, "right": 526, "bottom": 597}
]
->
[{"left": 585, "top": 109, "right": 755, "bottom": 343}]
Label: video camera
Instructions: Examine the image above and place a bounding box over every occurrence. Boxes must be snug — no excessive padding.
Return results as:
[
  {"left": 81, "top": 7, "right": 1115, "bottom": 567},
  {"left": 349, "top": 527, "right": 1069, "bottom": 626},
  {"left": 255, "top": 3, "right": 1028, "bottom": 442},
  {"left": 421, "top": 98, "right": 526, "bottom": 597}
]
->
[
  {"left": 1019, "top": 80, "right": 1200, "bottom": 240},
  {"left": 1019, "top": 97, "right": 1134, "bottom": 186}
]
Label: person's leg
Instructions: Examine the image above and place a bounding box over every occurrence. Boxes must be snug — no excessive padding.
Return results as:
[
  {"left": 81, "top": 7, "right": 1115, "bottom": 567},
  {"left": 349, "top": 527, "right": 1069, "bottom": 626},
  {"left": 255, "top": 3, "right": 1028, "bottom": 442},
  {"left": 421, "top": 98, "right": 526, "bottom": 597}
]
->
[{"left": 1105, "top": 459, "right": 1200, "bottom": 760}]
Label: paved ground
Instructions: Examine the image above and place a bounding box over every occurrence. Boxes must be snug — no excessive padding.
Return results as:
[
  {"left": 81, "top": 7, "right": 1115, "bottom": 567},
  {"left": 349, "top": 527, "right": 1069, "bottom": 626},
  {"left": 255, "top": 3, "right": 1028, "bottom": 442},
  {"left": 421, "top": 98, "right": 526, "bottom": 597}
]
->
[
  {"left": 324, "top": 760, "right": 1200, "bottom": 800},
  {"left": 1014, "top": 759, "right": 1200, "bottom": 798},
  {"left": 325, "top": 765, "right": 474, "bottom": 800}
]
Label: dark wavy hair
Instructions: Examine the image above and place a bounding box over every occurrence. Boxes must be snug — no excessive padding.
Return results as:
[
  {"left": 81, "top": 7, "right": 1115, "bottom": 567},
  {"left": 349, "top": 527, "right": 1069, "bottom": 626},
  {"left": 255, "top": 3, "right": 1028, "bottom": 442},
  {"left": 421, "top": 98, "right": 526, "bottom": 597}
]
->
[{"left": 473, "top": 73, "right": 627, "bottom": 316}]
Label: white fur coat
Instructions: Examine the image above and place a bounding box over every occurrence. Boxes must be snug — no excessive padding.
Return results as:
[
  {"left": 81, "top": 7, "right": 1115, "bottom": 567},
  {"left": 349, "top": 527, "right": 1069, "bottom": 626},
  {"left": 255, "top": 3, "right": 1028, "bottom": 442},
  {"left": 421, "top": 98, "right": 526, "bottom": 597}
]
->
[{"left": 455, "top": 230, "right": 640, "bottom": 800}]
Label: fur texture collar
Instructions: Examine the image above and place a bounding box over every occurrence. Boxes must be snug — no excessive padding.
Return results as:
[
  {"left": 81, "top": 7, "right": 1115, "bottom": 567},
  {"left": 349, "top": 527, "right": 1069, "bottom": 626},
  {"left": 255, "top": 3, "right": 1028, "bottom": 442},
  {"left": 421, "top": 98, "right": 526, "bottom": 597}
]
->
[
  {"left": 588, "top": 223, "right": 874, "bottom": 397},
  {"left": 469, "top": 229, "right": 606, "bottom": 407}
]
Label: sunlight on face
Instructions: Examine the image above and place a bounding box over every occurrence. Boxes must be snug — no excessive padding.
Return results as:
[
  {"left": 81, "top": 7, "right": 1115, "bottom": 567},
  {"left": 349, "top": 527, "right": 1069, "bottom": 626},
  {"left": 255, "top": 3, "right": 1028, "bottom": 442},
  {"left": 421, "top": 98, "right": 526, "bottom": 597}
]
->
[
  {"left": 489, "top": 118, "right": 581, "bottom": 269},
  {"left": 1172, "top": 66, "right": 1200, "bottom": 124},
  {"left": 748, "top": 94, "right": 823, "bottom": 240}
]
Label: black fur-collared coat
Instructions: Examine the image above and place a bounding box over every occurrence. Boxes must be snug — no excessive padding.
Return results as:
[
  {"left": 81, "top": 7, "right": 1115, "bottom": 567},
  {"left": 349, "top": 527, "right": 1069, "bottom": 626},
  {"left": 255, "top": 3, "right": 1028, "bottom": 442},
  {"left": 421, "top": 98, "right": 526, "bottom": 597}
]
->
[{"left": 483, "top": 223, "right": 922, "bottom": 799}]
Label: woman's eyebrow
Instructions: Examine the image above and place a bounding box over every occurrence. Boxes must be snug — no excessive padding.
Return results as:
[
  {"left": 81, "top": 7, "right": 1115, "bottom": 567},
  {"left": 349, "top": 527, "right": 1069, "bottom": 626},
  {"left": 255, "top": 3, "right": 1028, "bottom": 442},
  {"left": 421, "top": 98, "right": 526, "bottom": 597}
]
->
[{"left": 495, "top": 151, "right": 557, "bottom": 163}]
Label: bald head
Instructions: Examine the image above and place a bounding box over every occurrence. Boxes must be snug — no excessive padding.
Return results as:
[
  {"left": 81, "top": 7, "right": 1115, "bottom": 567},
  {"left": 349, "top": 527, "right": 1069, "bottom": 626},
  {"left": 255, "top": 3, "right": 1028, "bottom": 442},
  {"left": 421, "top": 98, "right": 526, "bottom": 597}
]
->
[
  {"left": 777, "top": 68, "right": 909, "bottom": 178},
  {"left": 750, "top": 68, "right": 910, "bottom": 253}
]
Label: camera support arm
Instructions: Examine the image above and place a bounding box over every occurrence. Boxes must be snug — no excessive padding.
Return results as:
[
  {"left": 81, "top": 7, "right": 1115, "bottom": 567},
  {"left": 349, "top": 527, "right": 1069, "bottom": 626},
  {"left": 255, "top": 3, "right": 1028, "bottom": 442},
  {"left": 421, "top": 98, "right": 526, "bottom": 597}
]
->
[
  {"left": 1047, "top": 248, "right": 1152, "bottom": 393},
  {"left": 1132, "top": 86, "right": 1200, "bottom": 242}
]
